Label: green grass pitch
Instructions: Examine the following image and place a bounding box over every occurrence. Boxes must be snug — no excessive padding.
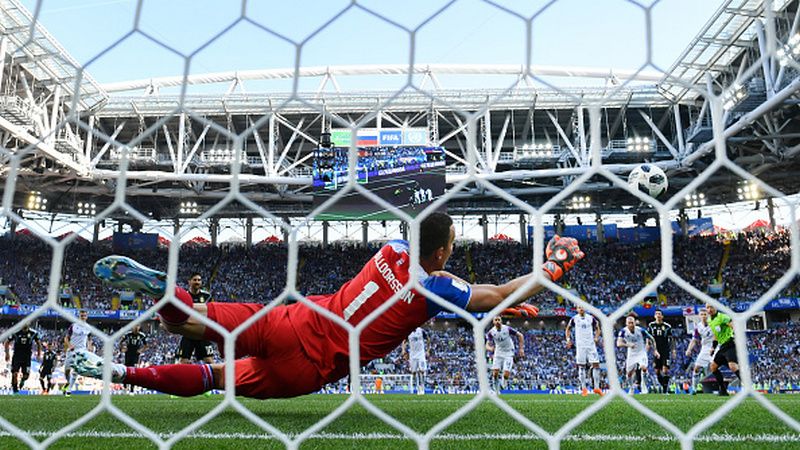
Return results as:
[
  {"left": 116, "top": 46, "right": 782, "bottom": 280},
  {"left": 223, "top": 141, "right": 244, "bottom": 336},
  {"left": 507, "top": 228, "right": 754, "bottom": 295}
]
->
[{"left": 0, "top": 394, "right": 798, "bottom": 449}]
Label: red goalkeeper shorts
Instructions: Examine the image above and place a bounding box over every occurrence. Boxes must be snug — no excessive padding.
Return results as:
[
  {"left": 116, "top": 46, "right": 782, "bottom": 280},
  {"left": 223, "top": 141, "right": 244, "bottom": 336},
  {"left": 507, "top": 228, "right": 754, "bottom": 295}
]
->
[{"left": 204, "top": 302, "right": 326, "bottom": 399}]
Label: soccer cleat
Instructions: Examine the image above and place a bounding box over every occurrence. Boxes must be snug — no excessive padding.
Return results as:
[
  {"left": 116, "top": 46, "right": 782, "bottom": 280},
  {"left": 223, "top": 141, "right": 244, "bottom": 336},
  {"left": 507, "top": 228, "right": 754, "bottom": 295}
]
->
[
  {"left": 94, "top": 256, "right": 167, "bottom": 298},
  {"left": 72, "top": 350, "right": 126, "bottom": 383},
  {"left": 581, "top": 387, "right": 588, "bottom": 397},
  {"left": 593, "top": 388, "right": 604, "bottom": 396}
]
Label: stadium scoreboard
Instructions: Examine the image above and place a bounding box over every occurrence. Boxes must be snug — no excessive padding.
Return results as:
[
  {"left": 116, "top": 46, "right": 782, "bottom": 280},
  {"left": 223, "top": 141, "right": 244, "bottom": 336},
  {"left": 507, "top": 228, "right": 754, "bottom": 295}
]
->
[{"left": 312, "top": 144, "right": 446, "bottom": 221}]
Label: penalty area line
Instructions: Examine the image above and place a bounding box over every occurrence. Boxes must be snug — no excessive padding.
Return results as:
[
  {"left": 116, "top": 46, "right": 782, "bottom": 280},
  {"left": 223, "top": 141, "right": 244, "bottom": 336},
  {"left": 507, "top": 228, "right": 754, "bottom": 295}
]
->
[{"left": 2, "top": 431, "right": 800, "bottom": 442}]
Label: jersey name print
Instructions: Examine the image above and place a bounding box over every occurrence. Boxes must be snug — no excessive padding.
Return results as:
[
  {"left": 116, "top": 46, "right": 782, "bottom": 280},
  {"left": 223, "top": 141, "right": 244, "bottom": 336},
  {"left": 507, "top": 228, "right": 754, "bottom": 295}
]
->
[{"left": 287, "top": 240, "right": 471, "bottom": 380}]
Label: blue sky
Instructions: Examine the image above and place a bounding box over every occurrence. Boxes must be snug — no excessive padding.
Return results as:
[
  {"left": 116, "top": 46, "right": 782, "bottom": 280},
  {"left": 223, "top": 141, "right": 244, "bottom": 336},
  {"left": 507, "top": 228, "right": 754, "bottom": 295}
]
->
[{"left": 22, "top": 0, "right": 723, "bottom": 92}]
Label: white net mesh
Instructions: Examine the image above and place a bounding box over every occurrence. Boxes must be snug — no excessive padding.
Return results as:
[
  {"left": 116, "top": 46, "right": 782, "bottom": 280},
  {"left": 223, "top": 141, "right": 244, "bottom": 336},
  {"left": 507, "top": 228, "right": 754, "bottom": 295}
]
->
[{"left": 0, "top": 0, "right": 798, "bottom": 448}]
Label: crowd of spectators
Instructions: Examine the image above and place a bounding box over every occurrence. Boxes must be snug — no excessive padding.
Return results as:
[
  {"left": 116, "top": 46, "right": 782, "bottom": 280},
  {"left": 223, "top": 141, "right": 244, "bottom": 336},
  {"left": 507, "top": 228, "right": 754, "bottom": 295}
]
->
[{"left": 0, "top": 228, "right": 797, "bottom": 311}]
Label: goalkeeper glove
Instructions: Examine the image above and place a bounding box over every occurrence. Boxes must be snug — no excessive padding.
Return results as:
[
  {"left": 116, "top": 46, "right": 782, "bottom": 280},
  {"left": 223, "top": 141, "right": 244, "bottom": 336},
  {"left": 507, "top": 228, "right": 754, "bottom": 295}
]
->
[
  {"left": 542, "top": 235, "right": 585, "bottom": 282},
  {"left": 501, "top": 303, "right": 539, "bottom": 318}
]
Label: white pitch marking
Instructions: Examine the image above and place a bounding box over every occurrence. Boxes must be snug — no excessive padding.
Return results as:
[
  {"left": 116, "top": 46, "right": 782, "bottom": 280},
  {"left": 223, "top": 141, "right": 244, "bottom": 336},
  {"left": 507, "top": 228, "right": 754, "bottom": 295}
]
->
[{"left": 2, "top": 430, "right": 800, "bottom": 442}]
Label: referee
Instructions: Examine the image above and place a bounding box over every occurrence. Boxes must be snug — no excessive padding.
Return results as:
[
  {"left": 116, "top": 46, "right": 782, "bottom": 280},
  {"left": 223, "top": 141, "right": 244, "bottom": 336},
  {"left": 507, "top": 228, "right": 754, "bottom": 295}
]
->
[
  {"left": 707, "top": 303, "right": 741, "bottom": 396},
  {"left": 176, "top": 272, "right": 215, "bottom": 365}
]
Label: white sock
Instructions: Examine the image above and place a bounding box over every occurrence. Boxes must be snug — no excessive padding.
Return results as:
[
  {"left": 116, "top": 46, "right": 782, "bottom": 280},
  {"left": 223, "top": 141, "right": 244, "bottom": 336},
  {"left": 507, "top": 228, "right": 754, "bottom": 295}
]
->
[
  {"left": 578, "top": 367, "right": 587, "bottom": 389},
  {"left": 68, "top": 372, "right": 77, "bottom": 391},
  {"left": 592, "top": 367, "right": 601, "bottom": 390},
  {"left": 501, "top": 377, "right": 508, "bottom": 389}
]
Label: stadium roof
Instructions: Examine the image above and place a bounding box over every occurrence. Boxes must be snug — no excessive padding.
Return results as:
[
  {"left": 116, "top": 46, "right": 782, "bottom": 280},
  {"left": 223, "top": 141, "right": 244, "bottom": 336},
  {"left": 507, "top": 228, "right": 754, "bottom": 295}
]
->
[
  {"left": 0, "top": 0, "right": 798, "bottom": 221},
  {"left": 660, "top": 0, "right": 794, "bottom": 102},
  {"left": 0, "top": 0, "right": 107, "bottom": 112}
]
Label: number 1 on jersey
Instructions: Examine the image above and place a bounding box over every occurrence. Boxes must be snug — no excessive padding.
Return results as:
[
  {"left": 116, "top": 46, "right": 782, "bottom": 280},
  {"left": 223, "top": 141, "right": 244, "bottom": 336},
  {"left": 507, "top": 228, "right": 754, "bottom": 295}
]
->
[{"left": 343, "top": 281, "right": 379, "bottom": 321}]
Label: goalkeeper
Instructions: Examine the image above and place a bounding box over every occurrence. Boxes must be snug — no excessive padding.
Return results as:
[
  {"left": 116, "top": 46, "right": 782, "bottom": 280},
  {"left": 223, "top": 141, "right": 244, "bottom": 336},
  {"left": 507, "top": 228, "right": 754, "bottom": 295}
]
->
[
  {"left": 74, "top": 213, "right": 584, "bottom": 399},
  {"left": 707, "top": 304, "right": 741, "bottom": 396}
]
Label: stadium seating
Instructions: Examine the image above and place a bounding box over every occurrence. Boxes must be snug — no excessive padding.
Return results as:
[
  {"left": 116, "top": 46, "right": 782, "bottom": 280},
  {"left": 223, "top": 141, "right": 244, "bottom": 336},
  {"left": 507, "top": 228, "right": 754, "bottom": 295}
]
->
[
  {"left": 1, "top": 228, "right": 798, "bottom": 392},
  {"left": 0, "top": 228, "right": 796, "bottom": 310}
]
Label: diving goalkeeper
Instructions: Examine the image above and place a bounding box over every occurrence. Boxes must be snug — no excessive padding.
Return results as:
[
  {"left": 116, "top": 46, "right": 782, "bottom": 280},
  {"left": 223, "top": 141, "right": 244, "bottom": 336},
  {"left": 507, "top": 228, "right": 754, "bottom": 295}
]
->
[{"left": 74, "top": 213, "right": 583, "bottom": 398}]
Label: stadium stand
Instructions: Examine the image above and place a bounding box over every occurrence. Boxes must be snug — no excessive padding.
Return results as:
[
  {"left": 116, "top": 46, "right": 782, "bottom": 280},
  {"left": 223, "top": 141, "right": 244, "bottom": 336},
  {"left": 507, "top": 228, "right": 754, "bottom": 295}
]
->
[
  {"left": 2, "top": 228, "right": 798, "bottom": 394},
  {"left": 1, "top": 228, "right": 796, "bottom": 310}
]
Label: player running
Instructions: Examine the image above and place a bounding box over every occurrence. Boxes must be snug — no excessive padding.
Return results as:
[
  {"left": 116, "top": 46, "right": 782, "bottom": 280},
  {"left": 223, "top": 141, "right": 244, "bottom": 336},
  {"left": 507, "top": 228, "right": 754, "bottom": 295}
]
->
[
  {"left": 647, "top": 310, "right": 672, "bottom": 394},
  {"left": 685, "top": 308, "right": 714, "bottom": 394},
  {"left": 486, "top": 316, "right": 524, "bottom": 393},
  {"left": 176, "top": 273, "right": 215, "bottom": 365},
  {"left": 63, "top": 310, "right": 93, "bottom": 396},
  {"left": 4, "top": 323, "right": 41, "bottom": 394},
  {"left": 120, "top": 324, "right": 148, "bottom": 393},
  {"left": 401, "top": 327, "right": 429, "bottom": 395},
  {"left": 565, "top": 306, "right": 603, "bottom": 396},
  {"left": 39, "top": 342, "right": 57, "bottom": 394},
  {"left": 74, "top": 213, "right": 584, "bottom": 399},
  {"left": 707, "top": 304, "right": 741, "bottom": 396},
  {"left": 617, "top": 316, "right": 659, "bottom": 394}
]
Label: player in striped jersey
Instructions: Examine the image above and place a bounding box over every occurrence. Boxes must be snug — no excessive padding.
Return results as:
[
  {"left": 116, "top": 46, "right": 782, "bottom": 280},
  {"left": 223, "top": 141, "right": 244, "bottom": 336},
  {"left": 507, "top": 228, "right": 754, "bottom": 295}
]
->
[
  {"left": 647, "top": 310, "right": 672, "bottom": 394},
  {"left": 4, "top": 323, "right": 41, "bottom": 393}
]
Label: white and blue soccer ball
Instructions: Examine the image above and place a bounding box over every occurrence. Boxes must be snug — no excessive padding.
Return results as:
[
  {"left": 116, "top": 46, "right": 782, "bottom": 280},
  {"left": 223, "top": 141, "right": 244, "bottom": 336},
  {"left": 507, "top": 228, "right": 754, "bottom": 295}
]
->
[{"left": 627, "top": 164, "right": 668, "bottom": 198}]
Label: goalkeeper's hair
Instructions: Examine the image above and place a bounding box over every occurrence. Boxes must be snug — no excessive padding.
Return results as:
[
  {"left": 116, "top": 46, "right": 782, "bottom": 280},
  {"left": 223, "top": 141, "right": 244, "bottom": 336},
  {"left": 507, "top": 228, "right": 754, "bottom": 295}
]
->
[{"left": 419, "top": 212, "right": 453, "bottom": 259}]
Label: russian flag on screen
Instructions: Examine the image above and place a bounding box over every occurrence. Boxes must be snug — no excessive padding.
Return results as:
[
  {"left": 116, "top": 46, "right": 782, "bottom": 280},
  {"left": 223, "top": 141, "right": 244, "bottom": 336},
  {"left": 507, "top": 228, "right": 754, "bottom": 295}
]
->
[{"left": 357, "top": 135, "right": 378, "bottom": 146}]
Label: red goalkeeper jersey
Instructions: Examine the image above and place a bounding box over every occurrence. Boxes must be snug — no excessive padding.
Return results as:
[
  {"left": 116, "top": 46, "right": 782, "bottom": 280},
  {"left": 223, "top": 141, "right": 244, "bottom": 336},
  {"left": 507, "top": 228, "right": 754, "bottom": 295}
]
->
[{"left": 287, "top": 240, "right": 471, "bottom": 381}]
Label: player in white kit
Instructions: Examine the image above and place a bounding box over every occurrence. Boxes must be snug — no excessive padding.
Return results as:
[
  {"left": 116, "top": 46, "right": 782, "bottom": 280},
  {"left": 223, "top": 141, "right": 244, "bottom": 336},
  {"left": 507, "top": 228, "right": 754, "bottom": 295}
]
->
[
  {"left": 616, "top": 316, "right": 659, "bottom": 394},
  {"left": 685, "top": 309, "right": 714, "bottom": 394},
  {"left": 486, "top": 316, "right": 524, "bottom": 392},
  {"left": 401, "top": 327, "right": 429, "bottom": 395},
  {"left": 63, "top": 310, "right": 93, "bottom": 396},
  {"left": 565, "top": 306, "right": 603, "bottom": 396}
]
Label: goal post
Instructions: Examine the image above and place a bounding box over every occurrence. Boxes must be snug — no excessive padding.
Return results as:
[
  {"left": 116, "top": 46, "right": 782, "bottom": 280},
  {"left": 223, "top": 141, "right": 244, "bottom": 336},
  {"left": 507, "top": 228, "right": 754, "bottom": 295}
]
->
[{"left": 358, "top": 374, "right": 414, "bottom": 394}]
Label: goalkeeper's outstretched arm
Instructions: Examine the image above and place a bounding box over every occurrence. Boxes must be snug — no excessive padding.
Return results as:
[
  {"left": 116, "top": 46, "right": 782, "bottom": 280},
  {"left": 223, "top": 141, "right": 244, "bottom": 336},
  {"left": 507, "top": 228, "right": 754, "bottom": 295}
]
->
[{"left": 465, "top": 235, "right": 584, "bottom": 313}]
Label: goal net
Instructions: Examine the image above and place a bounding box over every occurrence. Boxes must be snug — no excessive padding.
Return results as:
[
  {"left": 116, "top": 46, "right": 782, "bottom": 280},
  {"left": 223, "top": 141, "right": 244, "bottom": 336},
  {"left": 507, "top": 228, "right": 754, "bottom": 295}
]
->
[{"left": 0, "top": 0, "right": 798, "bottom": 448}]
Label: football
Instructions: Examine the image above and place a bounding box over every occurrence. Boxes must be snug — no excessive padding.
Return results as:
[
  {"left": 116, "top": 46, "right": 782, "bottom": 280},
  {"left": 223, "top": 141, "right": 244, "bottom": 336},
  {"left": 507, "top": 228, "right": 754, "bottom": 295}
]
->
[{"left": 627, "top": 164, "right": 668, "bottom": 198}]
